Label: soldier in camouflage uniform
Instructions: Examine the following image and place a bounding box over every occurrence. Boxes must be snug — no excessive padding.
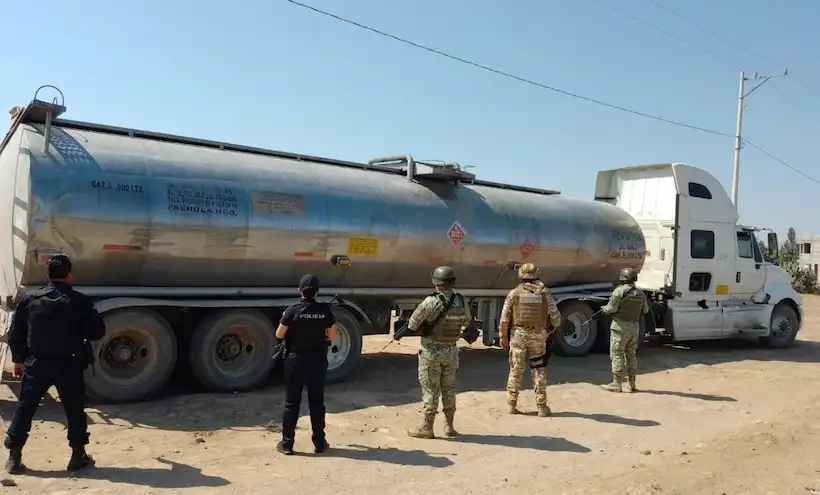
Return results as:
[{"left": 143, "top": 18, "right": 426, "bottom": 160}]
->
[
  {"left": 406, "top": 266, "right": 472, "bottom": 439},
  {"left": 600, "top": 267, "right": 650, "bottom": 393},
  {"left": 499, "top": 263, "right": 562, "bottom": 417}
]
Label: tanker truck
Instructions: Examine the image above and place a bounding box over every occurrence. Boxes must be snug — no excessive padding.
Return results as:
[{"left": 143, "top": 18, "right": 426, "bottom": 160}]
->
[{"left": 0, "top": 95, "right": 803, "bottom": 404}]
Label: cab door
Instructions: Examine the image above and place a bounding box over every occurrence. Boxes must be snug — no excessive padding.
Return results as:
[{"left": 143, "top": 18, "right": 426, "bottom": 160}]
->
[{"left": 732, "top": 230, "right": 766, "bottom": 300}]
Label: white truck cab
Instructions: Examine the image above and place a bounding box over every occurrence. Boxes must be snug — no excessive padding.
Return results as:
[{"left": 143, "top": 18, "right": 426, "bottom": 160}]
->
[{"left": 595, "top": 162, "right": 803, "bottom": 347}]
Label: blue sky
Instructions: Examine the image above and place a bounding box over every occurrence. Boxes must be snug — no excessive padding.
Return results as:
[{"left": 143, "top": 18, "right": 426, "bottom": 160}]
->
[{"left": 3, "top": 0, "right": 818, "bottom": 239}]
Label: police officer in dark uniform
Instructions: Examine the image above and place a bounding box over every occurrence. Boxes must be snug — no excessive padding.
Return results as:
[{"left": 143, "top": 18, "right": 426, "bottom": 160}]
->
[
  {"left": 275, "top": 274, "right": 337, "bottom": 455},
  {"left": 4, "top": 255, "right": 106, "bottom": 474}
]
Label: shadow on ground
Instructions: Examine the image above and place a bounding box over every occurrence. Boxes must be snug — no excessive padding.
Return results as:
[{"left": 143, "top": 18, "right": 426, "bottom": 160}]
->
[
  {"left": 453, "top": 433, "right": 591, "bottom": 453},
  {"left": 22, "top": 458, "right": 229, "bottom": 489},
  {"left": 1, "top": 336, "right": 818, "bottom": 435},
  {"left": 316, "top": 444, "right": 454, "bottom": 467}
]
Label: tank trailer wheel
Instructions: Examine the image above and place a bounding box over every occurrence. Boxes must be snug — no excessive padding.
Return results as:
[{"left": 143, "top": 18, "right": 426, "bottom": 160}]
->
[
  {"left": 552, "top": 301, "right": 598, "bottom": 357},
  {"left": 326, "top": 307, "right": 363, "bottom": 384},
  {"left": 188, "top": 309, "right": 277, "bottom": 393},
  {"left": 85, "top": 308, "right": 177, "bottom": 404}
]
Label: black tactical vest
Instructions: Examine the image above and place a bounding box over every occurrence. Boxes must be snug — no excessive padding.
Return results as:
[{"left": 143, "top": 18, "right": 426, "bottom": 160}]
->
[
  {"left": 285, "top": 300, "right": 332, "bottom": 353},
  {"left": 26, "top": 286, "right": 82, "bottom": 359}
]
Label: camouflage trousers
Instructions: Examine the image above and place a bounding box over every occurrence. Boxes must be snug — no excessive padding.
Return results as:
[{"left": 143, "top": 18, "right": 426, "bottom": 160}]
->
[
  {"left": 417, "top": 338, "right": 459, "bottom": 416},
  {"left": 506, "top": 327, "right": 548, "bottom": 407},
  {"left": 609, "top": 326, "right": 638, "bottom": 376}
]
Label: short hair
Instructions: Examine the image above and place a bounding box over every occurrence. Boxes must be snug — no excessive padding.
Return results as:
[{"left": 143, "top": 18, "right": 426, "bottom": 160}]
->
[
  {"left": 299, "top": 274, "right": 320, "bottom": 299},
  {"left": 46, "top": 254, "right": 72, "bottom": 280}
]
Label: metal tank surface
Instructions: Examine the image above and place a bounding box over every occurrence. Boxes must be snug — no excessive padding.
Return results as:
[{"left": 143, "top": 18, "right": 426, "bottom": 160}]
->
[{"left": 1, "top": 104, "right": 646, "bottom": 299}]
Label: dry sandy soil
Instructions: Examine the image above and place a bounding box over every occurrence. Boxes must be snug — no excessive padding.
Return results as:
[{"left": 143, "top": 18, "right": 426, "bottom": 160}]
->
[{"left": 3, "top": 297, "right": 820, "bottom": 494}]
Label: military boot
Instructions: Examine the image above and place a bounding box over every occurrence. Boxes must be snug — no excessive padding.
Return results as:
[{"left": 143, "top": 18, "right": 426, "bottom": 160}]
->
[
  {"left": 4, "top": 448, "right": 25, "bottom": 475},
  {"left": 600, "top": 374, "right": 623, "bottom": 393},
  {"left": 407, "top": 413, "right": 435, "bottom": 439},
  {"left": 506, "top": 402, "right": 522, "bottom": 415},
  {"left": 628, "top": 374, "right": 638, "bottom": 393},
  {"left": 443, "top": 410, "right": 460, "bottom": 437},
  {"left": 66, "top": 447, "right": 94, "bottom": 472},
  {"left": 537, "top": 405, "right": 552, "bottom": 417}
]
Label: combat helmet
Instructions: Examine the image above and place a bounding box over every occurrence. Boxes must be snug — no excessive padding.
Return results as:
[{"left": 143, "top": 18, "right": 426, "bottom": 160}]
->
[
  {"left": 431, "top": 266, "right": 456, "bottom": 286},
  {"left": 517, "top": 262, "right": 539, "bottom": 280},
  {"left": 618, "top": 267, "right": 638, "bottom": 283}
]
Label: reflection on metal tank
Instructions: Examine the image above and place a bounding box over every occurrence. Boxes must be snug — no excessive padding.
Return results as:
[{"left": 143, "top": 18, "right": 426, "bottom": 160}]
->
[{"left": 4, "top": 118, "right": 646, "bottom": 292}]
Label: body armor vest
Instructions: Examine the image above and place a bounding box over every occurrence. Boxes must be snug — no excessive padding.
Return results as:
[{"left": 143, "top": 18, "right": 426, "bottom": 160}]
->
[
  {"left": 26, "top": 286, "right": 81, "bottom": 360},
  {"left": 614, "top": 285, "right": 645, "bottom": 323},
  {"left": 513, "top": 284, "right": 547, "bottom": 329},
  {"left": 428, "top": 293, "right": 466, "bottom": 343}
]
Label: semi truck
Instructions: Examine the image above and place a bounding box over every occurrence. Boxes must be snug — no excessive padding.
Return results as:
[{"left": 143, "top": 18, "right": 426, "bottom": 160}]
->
[{"left": 0, "top": 93, "right": 803, "bottom": 404}]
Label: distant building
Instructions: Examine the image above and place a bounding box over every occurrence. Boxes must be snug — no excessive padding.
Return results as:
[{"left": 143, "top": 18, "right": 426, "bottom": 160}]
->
[{"left": 797, "top": 234, "right": 820, "bottom": 277}]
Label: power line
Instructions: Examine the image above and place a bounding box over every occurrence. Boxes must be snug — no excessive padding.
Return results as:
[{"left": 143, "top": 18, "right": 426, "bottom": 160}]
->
[
  {"left": 285, "top": 0, "right": 731, "bottom": 138},
  {"left": 642, "top": 0, "right": 770, "bottom": 62},
  {"left": 640, "top": 0, "right": 820, "bottom": 102},
  {"left": 591, "top": 0, "right": 820, "bottom": 185},
  {"left": 590, "top": 0, "right": 733, "bottom": 65},
  {"left": 742, "top": 140, "right": 820, "bottom": 186},
  {"left": 286, "top": 1, "right": 820, "bottom": 186}
]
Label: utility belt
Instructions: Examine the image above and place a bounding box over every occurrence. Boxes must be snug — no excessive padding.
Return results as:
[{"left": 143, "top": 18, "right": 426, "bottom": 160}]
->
[
  {"left": 509, "top": 326, "right": 553, "bottom": 369},
  {"left": 512, "top": 325, "right": 543, "bottom": 333},
  {"left": 285, "top": 340, "right": 331, "bottom": 355}
]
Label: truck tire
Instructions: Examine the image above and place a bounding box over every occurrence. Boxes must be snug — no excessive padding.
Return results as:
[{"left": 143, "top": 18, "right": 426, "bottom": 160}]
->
[
  {"left": 85, "top": 308, "right": 177, "bottom": 404},
  {"left": 761, "top": 303, "right": 799, "bottom": 348},
  {"left": 553, "top": 301, "right": 598, "bottom": 357},
  {"left": 189, "top": 309, "right": 276, "bottom": 392},
  {"left": 326, "top": 307, "right": 363, "bottom": 383}
]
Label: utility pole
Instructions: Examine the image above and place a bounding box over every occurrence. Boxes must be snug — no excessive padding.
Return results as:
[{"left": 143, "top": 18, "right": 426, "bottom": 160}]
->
[{"left": 731, "top": 69, "right": 788, "bottom": 207}]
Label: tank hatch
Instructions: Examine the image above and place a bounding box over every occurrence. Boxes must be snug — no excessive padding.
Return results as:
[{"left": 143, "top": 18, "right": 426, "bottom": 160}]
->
[{"left": 368, "top": 155, "right": 476, "bottom": 183}]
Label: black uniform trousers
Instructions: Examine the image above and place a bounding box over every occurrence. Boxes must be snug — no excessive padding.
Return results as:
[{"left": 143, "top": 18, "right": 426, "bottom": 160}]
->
[
  {"left": 281, "top": 350, "right": 328, "bottom": 448},
  {"left": 4, "top": 358, "right": 90, "bottom": 450}
]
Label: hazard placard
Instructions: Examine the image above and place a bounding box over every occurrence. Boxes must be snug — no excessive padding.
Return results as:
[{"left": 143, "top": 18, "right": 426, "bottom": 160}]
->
[
  {"left": 520, "top": 239, "right": 533, "bottom": 260},
  {"left": 447, "top": 221, "right": 467, "bottom": 247}
]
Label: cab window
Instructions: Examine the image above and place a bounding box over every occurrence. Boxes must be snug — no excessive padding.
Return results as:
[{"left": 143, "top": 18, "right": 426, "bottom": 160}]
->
[{"left": 736, "top": 232, "right": 754, "bottom": 259}]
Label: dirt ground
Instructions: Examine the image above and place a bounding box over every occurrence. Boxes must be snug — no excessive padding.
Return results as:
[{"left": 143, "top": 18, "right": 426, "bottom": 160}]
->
[{"left": 2, "top": 297, "right": 820, "bottom": 495}]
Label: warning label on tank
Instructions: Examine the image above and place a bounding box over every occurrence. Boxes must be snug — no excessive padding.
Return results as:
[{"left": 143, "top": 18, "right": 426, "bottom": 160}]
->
[
  {"left": 167, "top": 184, "right": 238, "bottom": 216},
  {"left": 251, "top": 191, "right": 306, "bottom": 215},
  {"left": 347, "top": 237, "right": 380, "bottom": 257},
  {"left": 447, "top": 221, "right": 467, "bottom": 248}
]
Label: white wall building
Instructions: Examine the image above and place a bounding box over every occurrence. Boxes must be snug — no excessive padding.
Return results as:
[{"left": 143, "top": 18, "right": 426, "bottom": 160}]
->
[{"left": 797, "top": 234, "right": 820, "bottom": 277}]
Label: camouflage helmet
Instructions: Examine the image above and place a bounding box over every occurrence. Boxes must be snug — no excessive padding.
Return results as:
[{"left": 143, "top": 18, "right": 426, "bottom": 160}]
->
[
  {"left": 518, "top": 262, "right": 539, "bottom": 280},
  {"left": 431, "top": 265, "right": 456, "bottom": 285},
  {"left": 618, "top": 267, "right": 638, "bottom": 283}
]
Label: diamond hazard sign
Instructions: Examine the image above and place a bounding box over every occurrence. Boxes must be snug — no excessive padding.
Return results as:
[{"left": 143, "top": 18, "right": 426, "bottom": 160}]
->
[
  {"left": 520, "top": 239, "right": 533, "bottom": 260},
  {"left": 447, "top": 221, "right": 467, "bottom": 247}
]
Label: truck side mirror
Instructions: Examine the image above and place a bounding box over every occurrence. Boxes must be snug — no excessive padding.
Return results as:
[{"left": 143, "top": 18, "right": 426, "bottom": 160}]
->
[{"left": 767, "top": 232, "right": 779, "bottom": 259}]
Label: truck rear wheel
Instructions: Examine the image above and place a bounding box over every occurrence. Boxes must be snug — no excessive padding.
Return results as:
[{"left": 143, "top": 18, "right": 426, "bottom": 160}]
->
[
  {"left": 188, "top": 309, "right": 276, "bottom": 392},
  {"left": 85, "top": 308, "right": 177, "bottom": 403},
  {"left": 553, "top": 301, "right": 598, "bottom": 357},
  {"left": 326, "top": 307, "right": 363, "bottom": 383}
]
